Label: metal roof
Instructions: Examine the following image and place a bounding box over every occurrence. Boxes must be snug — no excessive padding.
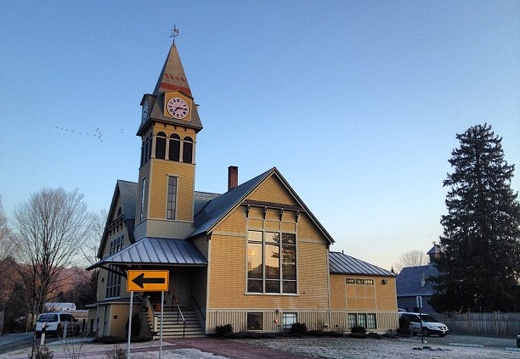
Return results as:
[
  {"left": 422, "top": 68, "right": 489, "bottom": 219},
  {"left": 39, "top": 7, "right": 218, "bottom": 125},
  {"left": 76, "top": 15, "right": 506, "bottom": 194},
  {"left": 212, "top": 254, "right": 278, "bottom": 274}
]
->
[
  {"left": 329, "top": 251, "right": 395, "bottom": 277},
  {"left": 87, "top": 237, "right": 207, "bottom": 270}
]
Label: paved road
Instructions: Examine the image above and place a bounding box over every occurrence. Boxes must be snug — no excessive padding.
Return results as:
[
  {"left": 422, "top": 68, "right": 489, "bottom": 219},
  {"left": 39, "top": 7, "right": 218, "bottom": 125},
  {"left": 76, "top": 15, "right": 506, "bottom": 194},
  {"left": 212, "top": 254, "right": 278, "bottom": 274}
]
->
[
  {"left": 0, "top": 333, "right": 61, "bottom": 355},
  {"left": 400, "top": 333, "right": 517, "bottom": 349}
]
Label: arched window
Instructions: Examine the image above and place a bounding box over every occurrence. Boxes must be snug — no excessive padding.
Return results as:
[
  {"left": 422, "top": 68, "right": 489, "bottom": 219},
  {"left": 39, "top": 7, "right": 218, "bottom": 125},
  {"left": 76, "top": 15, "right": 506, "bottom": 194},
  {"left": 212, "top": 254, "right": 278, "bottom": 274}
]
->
[
  {"left": 169, "top": 134, "right": 180, "bottom": 162},
  {"left": 155, "top": 132, "right": 167, "bottom": 159},
  {"left": 183, "top": 136, "right": 193, "bottom": 163}
]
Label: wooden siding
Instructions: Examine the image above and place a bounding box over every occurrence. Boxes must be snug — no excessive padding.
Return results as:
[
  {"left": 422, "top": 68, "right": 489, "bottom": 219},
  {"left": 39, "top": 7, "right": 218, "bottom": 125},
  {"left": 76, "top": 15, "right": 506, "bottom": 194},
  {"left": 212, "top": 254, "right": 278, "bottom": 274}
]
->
[
  {"left": 206, "top": 310, "right": 398, "bottom": 334},
  {"left": 206, "top": 174, "right": 331, "bottom": 329},
  {"left": 206, "top": 309, "right": 331, "bottom": 334},
  {"left": 248, "top": 176, "right": 296, "bottom": 205},
  {"left": 330, "top": 274, "right": 397, "bottom": 312},
  {"left": 148, "top": 160, "right": 194, "bottom": 221}
]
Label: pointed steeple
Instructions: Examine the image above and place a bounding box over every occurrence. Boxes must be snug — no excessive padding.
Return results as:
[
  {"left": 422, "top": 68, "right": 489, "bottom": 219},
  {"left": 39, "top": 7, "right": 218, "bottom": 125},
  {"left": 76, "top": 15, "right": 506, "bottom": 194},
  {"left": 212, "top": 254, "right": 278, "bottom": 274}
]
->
[
  {"left": 153, "top": 42, "right": 192, "bottom": 97},
  {"left": 138, "top": 41, "right": 202, "bottom": 135}
]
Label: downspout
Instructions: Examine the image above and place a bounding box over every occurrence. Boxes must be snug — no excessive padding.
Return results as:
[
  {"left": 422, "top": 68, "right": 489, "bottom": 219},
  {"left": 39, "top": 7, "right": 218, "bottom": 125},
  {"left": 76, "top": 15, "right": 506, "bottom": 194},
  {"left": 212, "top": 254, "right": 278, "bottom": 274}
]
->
[
  {"left": 326, "top": 244, "right": 332, "bottom": 331},
  {"left": 205, "top": 232, "right": 212, "bottom": 334}
]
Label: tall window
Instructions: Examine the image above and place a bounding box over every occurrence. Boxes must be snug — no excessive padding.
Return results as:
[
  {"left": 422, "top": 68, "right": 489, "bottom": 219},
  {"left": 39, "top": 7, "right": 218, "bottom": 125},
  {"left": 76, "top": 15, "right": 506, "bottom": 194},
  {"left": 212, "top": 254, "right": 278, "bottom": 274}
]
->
[
  {"left": 166, "top": 176, "right": 177, "bottom": 220},
  {"left": 183, "top": 136, "right": 193, "bottom": 163},
  {"left": 106, "top": 235, "right": 124, "bottom": 298},
  {"left": 155, "top": 132, "right": 167, "bottom": 159},
  {"left": 169, "top": 134, "right": 180, "bottom": 161},
  {"left": 247, "top": 230, "right": 296, "bottom": 294}
]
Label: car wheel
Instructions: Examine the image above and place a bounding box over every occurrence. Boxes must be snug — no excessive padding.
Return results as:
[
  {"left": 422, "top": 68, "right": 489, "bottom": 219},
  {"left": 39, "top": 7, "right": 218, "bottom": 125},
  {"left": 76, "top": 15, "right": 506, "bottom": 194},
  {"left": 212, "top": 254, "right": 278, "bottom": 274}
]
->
[
  {"left": 439, "top": 333, "right": 446, "bottom": 337},
  {"left": 422, "top": 328, "right": 430, "bottom": 337}
]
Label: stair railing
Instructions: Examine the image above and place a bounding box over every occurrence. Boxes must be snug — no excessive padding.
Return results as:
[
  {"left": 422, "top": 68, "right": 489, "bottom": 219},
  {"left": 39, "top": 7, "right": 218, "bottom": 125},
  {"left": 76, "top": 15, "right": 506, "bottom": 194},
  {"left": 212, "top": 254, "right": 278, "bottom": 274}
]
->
[
  {"left": 172, "top": 294, "right": 187, "bottom": 338},
  {"left": 190, "top": 296, "right": 206, "bottom": 331},
  {"left": 144, "top": 296, "right": 158, "bottom": 334}
]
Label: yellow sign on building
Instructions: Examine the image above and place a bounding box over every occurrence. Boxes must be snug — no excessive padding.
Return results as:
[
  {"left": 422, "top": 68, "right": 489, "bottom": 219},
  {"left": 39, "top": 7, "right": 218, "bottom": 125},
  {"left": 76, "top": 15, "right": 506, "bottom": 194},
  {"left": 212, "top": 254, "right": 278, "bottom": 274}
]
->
[{"left": 127, "top": 270, "right": 169, "bottom": 292}]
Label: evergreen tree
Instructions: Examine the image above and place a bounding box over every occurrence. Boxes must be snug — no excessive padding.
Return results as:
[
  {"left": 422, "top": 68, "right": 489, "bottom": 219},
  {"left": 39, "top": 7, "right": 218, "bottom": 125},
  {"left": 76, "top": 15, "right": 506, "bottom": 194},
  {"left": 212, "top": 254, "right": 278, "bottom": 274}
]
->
[{"left": 431, "top": 124, "right": 520, "bottom": 312}]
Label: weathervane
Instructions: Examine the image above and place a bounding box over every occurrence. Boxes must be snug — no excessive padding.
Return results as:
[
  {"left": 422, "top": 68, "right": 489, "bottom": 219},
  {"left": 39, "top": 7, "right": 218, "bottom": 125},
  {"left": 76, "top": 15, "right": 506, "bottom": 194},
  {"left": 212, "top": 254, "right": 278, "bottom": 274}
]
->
[{"left": 170, "top": 25, "right": 180, "bottom": 43}]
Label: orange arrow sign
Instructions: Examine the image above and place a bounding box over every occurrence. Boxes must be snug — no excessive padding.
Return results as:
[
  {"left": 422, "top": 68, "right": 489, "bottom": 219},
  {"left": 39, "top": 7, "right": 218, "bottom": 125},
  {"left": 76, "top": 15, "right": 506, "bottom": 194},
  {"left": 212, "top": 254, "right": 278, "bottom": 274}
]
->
[{"left": 127, "top": 270, "right": 169, "bottom": 292}]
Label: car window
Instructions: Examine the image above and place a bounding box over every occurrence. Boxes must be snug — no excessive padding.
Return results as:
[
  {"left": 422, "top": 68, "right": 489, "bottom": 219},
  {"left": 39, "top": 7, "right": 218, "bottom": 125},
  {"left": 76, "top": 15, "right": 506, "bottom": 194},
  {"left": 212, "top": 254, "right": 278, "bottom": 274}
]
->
[
  {"left": 38, "top": 314, "right": 58, "bottom": 322},
  {"left": 408, "top": 315, "right": 420, "bottom": 323},
  {"left": 419, "top": 315, "right": 438, "bottom": 322}
]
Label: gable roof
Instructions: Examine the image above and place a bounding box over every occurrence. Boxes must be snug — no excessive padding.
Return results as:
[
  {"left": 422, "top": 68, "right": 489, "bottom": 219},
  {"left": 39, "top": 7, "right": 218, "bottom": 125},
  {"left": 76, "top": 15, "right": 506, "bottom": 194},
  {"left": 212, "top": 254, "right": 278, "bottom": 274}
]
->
[
  {"left": 396, "top": 264, "right": 439, "bottom": 297},
  {"left": 97, "top": 180, "right": 138, "bottom": 258},
  {"left": 329, "top": 251, "right": 395, "bottom": 277},
  {"left": 190, "top": 167, "right": 335, "bottom": 245}
]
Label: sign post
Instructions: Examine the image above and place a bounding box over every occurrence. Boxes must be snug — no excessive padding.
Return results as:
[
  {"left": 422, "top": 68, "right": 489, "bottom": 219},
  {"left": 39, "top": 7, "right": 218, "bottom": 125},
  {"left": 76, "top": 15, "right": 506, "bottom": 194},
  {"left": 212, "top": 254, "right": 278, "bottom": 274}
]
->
[
  {"left": 416, "top": 295, "right": 424, "bottom": 344},
  {"left": 127, "top": 270, "right": 169, "bottom": 359}
]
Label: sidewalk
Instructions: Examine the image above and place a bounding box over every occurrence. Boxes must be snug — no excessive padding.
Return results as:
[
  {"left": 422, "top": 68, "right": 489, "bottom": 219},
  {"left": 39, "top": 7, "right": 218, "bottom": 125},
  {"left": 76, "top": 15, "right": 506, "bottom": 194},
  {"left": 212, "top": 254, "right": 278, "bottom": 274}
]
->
[{"left": 0, "top": 337, "right": 313, "bottom": 359}]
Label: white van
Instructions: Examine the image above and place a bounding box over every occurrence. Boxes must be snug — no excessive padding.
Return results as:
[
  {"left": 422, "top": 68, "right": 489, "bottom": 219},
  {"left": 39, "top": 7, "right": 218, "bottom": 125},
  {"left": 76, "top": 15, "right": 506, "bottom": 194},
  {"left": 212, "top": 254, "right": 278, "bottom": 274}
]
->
[{"left": 398, "top": 312, "right": 449, "bottom": 337}]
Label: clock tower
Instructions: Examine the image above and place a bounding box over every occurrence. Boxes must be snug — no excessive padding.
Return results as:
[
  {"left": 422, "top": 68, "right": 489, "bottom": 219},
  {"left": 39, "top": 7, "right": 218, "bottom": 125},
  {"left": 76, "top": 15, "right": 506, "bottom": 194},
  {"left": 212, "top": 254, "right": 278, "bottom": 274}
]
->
[{"left": 134, "top": 41, "right": 203, "bottom": 240}]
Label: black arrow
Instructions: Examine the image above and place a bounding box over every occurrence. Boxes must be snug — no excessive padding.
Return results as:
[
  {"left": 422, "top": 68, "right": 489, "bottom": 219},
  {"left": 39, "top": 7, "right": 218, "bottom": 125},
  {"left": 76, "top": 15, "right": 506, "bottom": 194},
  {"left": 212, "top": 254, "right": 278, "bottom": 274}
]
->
[{"left": 132, "top": 273, "right": 166, "bottom": 289}]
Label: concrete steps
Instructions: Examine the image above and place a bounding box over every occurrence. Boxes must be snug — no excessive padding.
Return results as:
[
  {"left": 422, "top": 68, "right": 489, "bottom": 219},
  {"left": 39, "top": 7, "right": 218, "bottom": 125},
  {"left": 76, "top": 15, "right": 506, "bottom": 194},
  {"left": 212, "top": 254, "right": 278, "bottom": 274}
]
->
[{"left": 149, "top": 308, "right": 205, "bottom": 339}]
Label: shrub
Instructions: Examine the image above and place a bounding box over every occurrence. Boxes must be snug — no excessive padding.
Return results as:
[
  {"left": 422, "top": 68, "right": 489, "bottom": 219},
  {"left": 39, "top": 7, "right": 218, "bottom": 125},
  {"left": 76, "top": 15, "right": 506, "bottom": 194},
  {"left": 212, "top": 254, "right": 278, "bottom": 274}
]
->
[
  {"left": 290, "top": 322, "right": 307, "bottom": 335},
  {"left": 397, "top": 316, "right": 412, "bottom": 336},
  {"left": 31, "top": 346, "right": 54, "bottom": 359},
  {"left": 351, "top": 326, "right": 366, "bottom": 334},
  {"left": 215, "top": 324, "right": 233, "bottom": 336},
  {"left": 398, "top": 316, "right": 410, "bottom": 329},
  {"left": 104, "top": 346, "right": 125, "bottom": 359},
  {"left": 125, "top": 313, "right": 142, "bottom": 338},
  {"left": 93, "top": 336, "right": 126, "bottom": 344}
]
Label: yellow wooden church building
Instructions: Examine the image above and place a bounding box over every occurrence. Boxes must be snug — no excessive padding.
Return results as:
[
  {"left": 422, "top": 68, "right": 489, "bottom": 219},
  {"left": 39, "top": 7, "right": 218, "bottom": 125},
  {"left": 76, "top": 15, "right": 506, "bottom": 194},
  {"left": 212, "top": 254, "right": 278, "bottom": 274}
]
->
[{"left": 87, "top": 40, "right": 398, "bottom": 338}]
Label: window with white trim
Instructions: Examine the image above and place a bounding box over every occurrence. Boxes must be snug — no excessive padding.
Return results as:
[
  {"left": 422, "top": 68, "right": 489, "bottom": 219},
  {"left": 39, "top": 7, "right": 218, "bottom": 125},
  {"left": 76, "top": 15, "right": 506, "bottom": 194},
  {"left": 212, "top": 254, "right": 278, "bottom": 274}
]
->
[
  {"left": 247, "top": 230, "right": 296, "bottom": 294},
  {"left": 282, "top": 313, "right": 297, "bottom": 330},
  {"left": 247, "top": 312, "right": 263, "bottom": 330},
  {"left": 166, "top": 176, "right": 177, "bottom": 220},
  {"left": 105, "top": 235, "right": 124, "bottom": 298}
]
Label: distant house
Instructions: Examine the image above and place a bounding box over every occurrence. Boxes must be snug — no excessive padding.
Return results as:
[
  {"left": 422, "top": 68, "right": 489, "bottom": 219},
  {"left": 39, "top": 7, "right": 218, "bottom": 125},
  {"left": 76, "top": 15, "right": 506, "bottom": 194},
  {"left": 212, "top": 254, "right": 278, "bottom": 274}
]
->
[{"left": 396, "top": 245, "right": 440, "bottom": 314}]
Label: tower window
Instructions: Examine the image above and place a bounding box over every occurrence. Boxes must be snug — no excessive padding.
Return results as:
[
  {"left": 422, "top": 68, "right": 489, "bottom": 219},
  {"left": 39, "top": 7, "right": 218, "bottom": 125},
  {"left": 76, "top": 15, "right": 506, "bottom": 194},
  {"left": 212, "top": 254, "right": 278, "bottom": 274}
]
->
[
  {"left": 169, "top": 134, "right": 180, "bottom": 162},
  {"left": 155, "top": 132, "right": 167, "bottom": 159},
  {"left": 183, "top": 136, "right": 193, "bottom": 163},
  {"left": 166, "top": 176, "right": 178, "bottom": 220}
]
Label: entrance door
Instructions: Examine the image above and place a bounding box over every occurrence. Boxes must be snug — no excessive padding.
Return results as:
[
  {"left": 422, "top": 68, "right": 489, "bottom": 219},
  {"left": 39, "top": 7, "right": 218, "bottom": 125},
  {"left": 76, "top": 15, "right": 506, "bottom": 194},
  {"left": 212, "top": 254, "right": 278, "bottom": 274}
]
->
[{"left": 170, "top": 268, "right": 189, "bottom": 308}]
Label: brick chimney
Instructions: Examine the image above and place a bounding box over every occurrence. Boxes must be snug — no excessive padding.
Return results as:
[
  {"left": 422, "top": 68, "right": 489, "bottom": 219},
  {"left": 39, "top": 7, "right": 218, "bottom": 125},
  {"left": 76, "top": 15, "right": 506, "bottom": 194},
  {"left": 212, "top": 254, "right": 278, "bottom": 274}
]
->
[{"left": 228, "top": 166, "right": 238, "bottom": 191}]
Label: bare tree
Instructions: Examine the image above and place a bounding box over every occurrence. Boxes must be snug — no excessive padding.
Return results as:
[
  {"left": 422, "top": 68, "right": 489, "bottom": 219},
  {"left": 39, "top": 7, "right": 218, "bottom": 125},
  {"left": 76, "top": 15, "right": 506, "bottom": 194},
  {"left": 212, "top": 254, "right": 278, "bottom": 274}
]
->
[
  {"left": 0, "top": 196, "right": 17, "bottom": 310},
  {"left": 81, "top": 209, "right": 107, "bottom": 266},
  {"left": 0, "top": 196, "right": 15, "bottom": 260},
  {"left": 394, "top": 249, "right": 429, "bottom": 273},
  {"left": 13, "top": 188, "right": 90, "bottom": 327}
]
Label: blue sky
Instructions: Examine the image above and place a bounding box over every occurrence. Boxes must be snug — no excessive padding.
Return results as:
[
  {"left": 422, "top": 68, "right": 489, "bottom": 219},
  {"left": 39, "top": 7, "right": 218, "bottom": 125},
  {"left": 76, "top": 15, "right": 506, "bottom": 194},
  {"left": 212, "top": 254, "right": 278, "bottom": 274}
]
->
[{"left": 1, "top": 1, "right": 519, "bottom": 270}]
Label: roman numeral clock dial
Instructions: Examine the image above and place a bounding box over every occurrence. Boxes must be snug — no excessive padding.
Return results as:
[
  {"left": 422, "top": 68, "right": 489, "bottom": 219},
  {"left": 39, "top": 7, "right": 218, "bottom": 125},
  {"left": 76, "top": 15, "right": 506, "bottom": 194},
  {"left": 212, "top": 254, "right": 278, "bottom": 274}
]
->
[{"left": 166, "top": 97, "right": 190, "bottom": 119}]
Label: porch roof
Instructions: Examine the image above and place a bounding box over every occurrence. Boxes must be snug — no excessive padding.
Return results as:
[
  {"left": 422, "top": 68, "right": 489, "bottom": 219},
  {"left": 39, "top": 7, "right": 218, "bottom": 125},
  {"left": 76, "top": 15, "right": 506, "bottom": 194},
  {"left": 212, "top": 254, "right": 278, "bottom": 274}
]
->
[{"left": 86, "top": 237, "right": 207, "bottom": 270}]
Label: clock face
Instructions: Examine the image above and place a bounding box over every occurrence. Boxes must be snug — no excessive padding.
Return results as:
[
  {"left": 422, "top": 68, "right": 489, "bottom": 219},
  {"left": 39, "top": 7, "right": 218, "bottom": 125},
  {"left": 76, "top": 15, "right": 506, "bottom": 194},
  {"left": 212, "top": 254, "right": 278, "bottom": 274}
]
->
[
  {"left": 142, "top": 101, "right": 149, "bottom": 123},
  {"left": 166, "top": 97, "right": 190, "bottom": 119}
]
